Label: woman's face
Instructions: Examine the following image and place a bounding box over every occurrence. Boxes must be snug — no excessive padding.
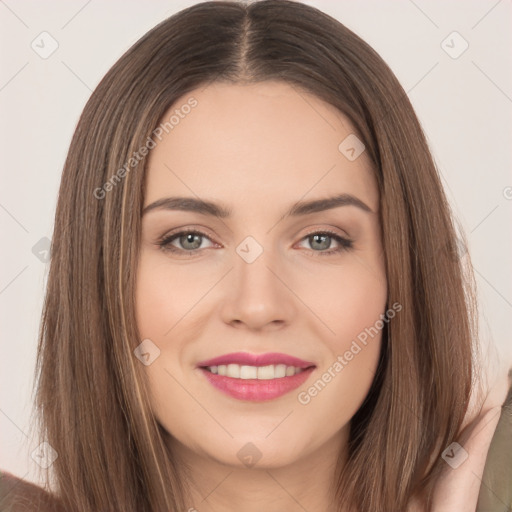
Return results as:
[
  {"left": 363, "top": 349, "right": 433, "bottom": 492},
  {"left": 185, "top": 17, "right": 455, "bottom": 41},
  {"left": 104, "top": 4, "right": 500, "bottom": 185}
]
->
[{"left": 135, "top": 80, "right": 387, "bottom": 469}]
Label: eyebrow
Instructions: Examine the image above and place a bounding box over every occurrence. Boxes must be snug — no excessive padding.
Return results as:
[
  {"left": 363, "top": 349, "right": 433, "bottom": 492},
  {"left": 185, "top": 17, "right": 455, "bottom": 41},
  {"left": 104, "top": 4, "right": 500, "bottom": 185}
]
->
[{"left": 141, "top": 193, "right": 373, "bottom": 219}]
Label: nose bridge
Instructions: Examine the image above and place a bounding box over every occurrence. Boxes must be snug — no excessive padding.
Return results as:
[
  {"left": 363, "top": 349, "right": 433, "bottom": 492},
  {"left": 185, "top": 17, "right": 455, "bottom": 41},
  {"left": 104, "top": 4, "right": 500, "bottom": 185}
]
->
[{"left": 220, "top": 234, "right": 295, "bottom": 329}]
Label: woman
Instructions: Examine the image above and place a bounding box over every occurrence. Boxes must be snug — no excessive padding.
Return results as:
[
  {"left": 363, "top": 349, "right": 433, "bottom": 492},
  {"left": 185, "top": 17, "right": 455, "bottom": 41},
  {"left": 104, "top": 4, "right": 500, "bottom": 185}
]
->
[{"left": 1, "top": 1, "right": 510, "bottom": 511}]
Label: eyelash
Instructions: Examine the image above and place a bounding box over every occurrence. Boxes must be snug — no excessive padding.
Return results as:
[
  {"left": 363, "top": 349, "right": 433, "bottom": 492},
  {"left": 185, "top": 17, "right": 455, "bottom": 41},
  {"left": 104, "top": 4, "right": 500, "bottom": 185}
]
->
[{"left": 156, "top": 228, "right": 353, "bottom": 257}]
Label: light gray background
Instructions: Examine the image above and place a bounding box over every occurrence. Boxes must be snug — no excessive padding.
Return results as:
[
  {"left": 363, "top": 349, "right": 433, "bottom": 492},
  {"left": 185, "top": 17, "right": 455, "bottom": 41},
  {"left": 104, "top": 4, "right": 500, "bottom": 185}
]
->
[{"left": 1, "top": 0, "right": 511, "bottom": 485}]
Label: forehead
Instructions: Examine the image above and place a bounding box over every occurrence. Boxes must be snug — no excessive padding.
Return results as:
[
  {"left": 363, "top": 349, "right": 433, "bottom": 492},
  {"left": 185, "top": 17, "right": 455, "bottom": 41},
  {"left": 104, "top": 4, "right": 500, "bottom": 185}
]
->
[{"left": 144, "top": 80, "right": 378, "bottom": 213}]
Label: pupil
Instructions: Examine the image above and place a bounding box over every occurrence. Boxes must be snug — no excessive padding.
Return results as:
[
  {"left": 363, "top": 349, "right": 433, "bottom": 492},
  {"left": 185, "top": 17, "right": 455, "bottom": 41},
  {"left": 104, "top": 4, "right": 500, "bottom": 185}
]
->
[
  {"left": 312, "top": 234, "right": 330, "bottom": 250},
  {"left": 182, "top": 233, "right": 201, "bottom": 250}
]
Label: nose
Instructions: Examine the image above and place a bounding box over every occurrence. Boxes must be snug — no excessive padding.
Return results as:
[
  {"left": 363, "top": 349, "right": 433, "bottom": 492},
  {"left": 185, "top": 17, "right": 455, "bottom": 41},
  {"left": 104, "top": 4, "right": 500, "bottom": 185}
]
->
[{"left": 219, "top": 244, "right": 296, "bottom": 331}]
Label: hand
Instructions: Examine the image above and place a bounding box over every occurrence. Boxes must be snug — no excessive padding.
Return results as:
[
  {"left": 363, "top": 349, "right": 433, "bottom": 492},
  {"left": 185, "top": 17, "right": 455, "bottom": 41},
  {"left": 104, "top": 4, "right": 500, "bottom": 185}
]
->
[
  {"left": 428, "top": 405, "right": 502, "bottom": 512},
  {"left": 408, "top": 365, "right": 510, "bottom": 512}
]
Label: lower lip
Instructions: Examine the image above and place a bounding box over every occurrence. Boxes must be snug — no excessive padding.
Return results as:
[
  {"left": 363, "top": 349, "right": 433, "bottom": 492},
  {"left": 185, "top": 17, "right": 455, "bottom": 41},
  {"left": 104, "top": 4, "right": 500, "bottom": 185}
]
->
[{"left": 199, "top": 367, "right": 315, "bottom": 402}]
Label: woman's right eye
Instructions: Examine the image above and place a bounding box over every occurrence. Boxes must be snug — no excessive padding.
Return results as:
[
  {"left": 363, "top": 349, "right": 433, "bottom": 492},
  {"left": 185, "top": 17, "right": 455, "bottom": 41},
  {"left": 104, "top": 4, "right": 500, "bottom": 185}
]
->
[{"left": 157, "top": 230, "right": 215, "bottom": 255}]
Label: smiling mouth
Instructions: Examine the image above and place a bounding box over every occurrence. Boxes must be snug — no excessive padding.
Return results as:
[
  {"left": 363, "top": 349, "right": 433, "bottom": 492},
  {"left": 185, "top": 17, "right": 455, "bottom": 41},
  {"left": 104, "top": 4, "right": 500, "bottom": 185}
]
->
[
  {"left": 198, "top": 364, "right": 316, "bottom": 402},
  {"left": 196, "top": 351, "right": 317, "bottom": 401}
]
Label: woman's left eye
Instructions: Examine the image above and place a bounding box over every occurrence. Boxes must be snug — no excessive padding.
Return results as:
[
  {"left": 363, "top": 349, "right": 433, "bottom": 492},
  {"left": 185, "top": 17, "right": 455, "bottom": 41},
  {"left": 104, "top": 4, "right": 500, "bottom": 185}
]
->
[
  {"left": 297, "top": 231, "right": 353, "bottom": 255},
  {"left": 157, "top": 229, "right": 353, "bottom": 256}
]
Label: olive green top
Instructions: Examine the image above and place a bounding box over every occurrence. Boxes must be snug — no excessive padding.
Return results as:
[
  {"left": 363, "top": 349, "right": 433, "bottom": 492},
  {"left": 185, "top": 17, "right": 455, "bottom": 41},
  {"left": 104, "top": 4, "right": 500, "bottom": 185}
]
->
[{"left": 476, "top": 383, "right": 512, "bottom": 512}]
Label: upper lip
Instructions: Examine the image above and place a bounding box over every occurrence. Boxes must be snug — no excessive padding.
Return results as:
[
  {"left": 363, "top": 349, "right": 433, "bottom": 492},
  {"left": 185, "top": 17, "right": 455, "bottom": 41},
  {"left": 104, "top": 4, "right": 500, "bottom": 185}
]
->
[{"left": 197, "top": 352, "right": 316, "bottom": 369}]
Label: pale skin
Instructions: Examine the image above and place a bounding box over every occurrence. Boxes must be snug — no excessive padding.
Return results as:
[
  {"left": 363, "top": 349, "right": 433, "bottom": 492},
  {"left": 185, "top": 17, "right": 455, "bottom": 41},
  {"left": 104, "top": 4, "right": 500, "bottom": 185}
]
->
[{"left": 134, "top": 81, "right": 504, "bottom": 511}]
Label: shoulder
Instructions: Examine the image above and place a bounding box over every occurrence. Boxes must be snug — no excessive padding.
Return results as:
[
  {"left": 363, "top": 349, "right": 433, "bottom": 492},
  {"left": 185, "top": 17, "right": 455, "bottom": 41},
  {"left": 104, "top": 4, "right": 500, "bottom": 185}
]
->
[{"left": 0, "top": 471, "right": 64, "bottom": 512}]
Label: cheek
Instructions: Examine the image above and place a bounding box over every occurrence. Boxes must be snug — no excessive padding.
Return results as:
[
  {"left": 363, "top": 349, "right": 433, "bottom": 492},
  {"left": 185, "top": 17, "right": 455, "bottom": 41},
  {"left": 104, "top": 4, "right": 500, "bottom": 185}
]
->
[
  {"left": 135, "top": 257, "right": 166, "bottom": 333},
  {"left": 134, "top": 258, "right": 195, "bottom": 439},
  {"left": 295, "top": 271, "right": 386, "bottom": 424},
  {"left": 292, "top": 256, "right": 387, "bottom": 420},
  {"left": 294, "top": 252, "right": 387, "bottom": 341},
  {"left": 296, "top": 336, "right": 382, "bottom": 442},
  {"left": 135, "top": 254, "right": 212, "bottom": 337}
]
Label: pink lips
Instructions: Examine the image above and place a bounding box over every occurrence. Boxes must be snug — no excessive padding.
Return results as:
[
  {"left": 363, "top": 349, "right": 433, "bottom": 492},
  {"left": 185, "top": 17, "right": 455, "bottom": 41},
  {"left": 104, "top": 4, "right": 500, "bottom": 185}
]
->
[{"left": 196, "top": 352, "right": 316, "bottom": 402}]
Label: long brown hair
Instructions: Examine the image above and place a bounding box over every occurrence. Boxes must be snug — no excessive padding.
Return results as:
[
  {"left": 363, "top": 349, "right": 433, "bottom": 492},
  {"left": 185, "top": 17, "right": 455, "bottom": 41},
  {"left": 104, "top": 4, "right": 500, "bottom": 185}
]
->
[{"left": 32, "top": 1, "right": 479, "bottom": 510}]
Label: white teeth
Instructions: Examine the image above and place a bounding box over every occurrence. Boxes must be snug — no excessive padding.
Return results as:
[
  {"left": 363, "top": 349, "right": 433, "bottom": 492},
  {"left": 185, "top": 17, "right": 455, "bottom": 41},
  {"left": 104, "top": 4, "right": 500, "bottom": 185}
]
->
[
  {"left": 206, "top": 363, "right": 305, "bottom": 379},
  {"left": 257, "top": 365, "right": 275, "bottom": 380},
  {"left": 240, "top": 365, "right": 258, "bottom": 379},
  {"left": 274, "top": 364, "right": 287, "bottom": 378}
]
